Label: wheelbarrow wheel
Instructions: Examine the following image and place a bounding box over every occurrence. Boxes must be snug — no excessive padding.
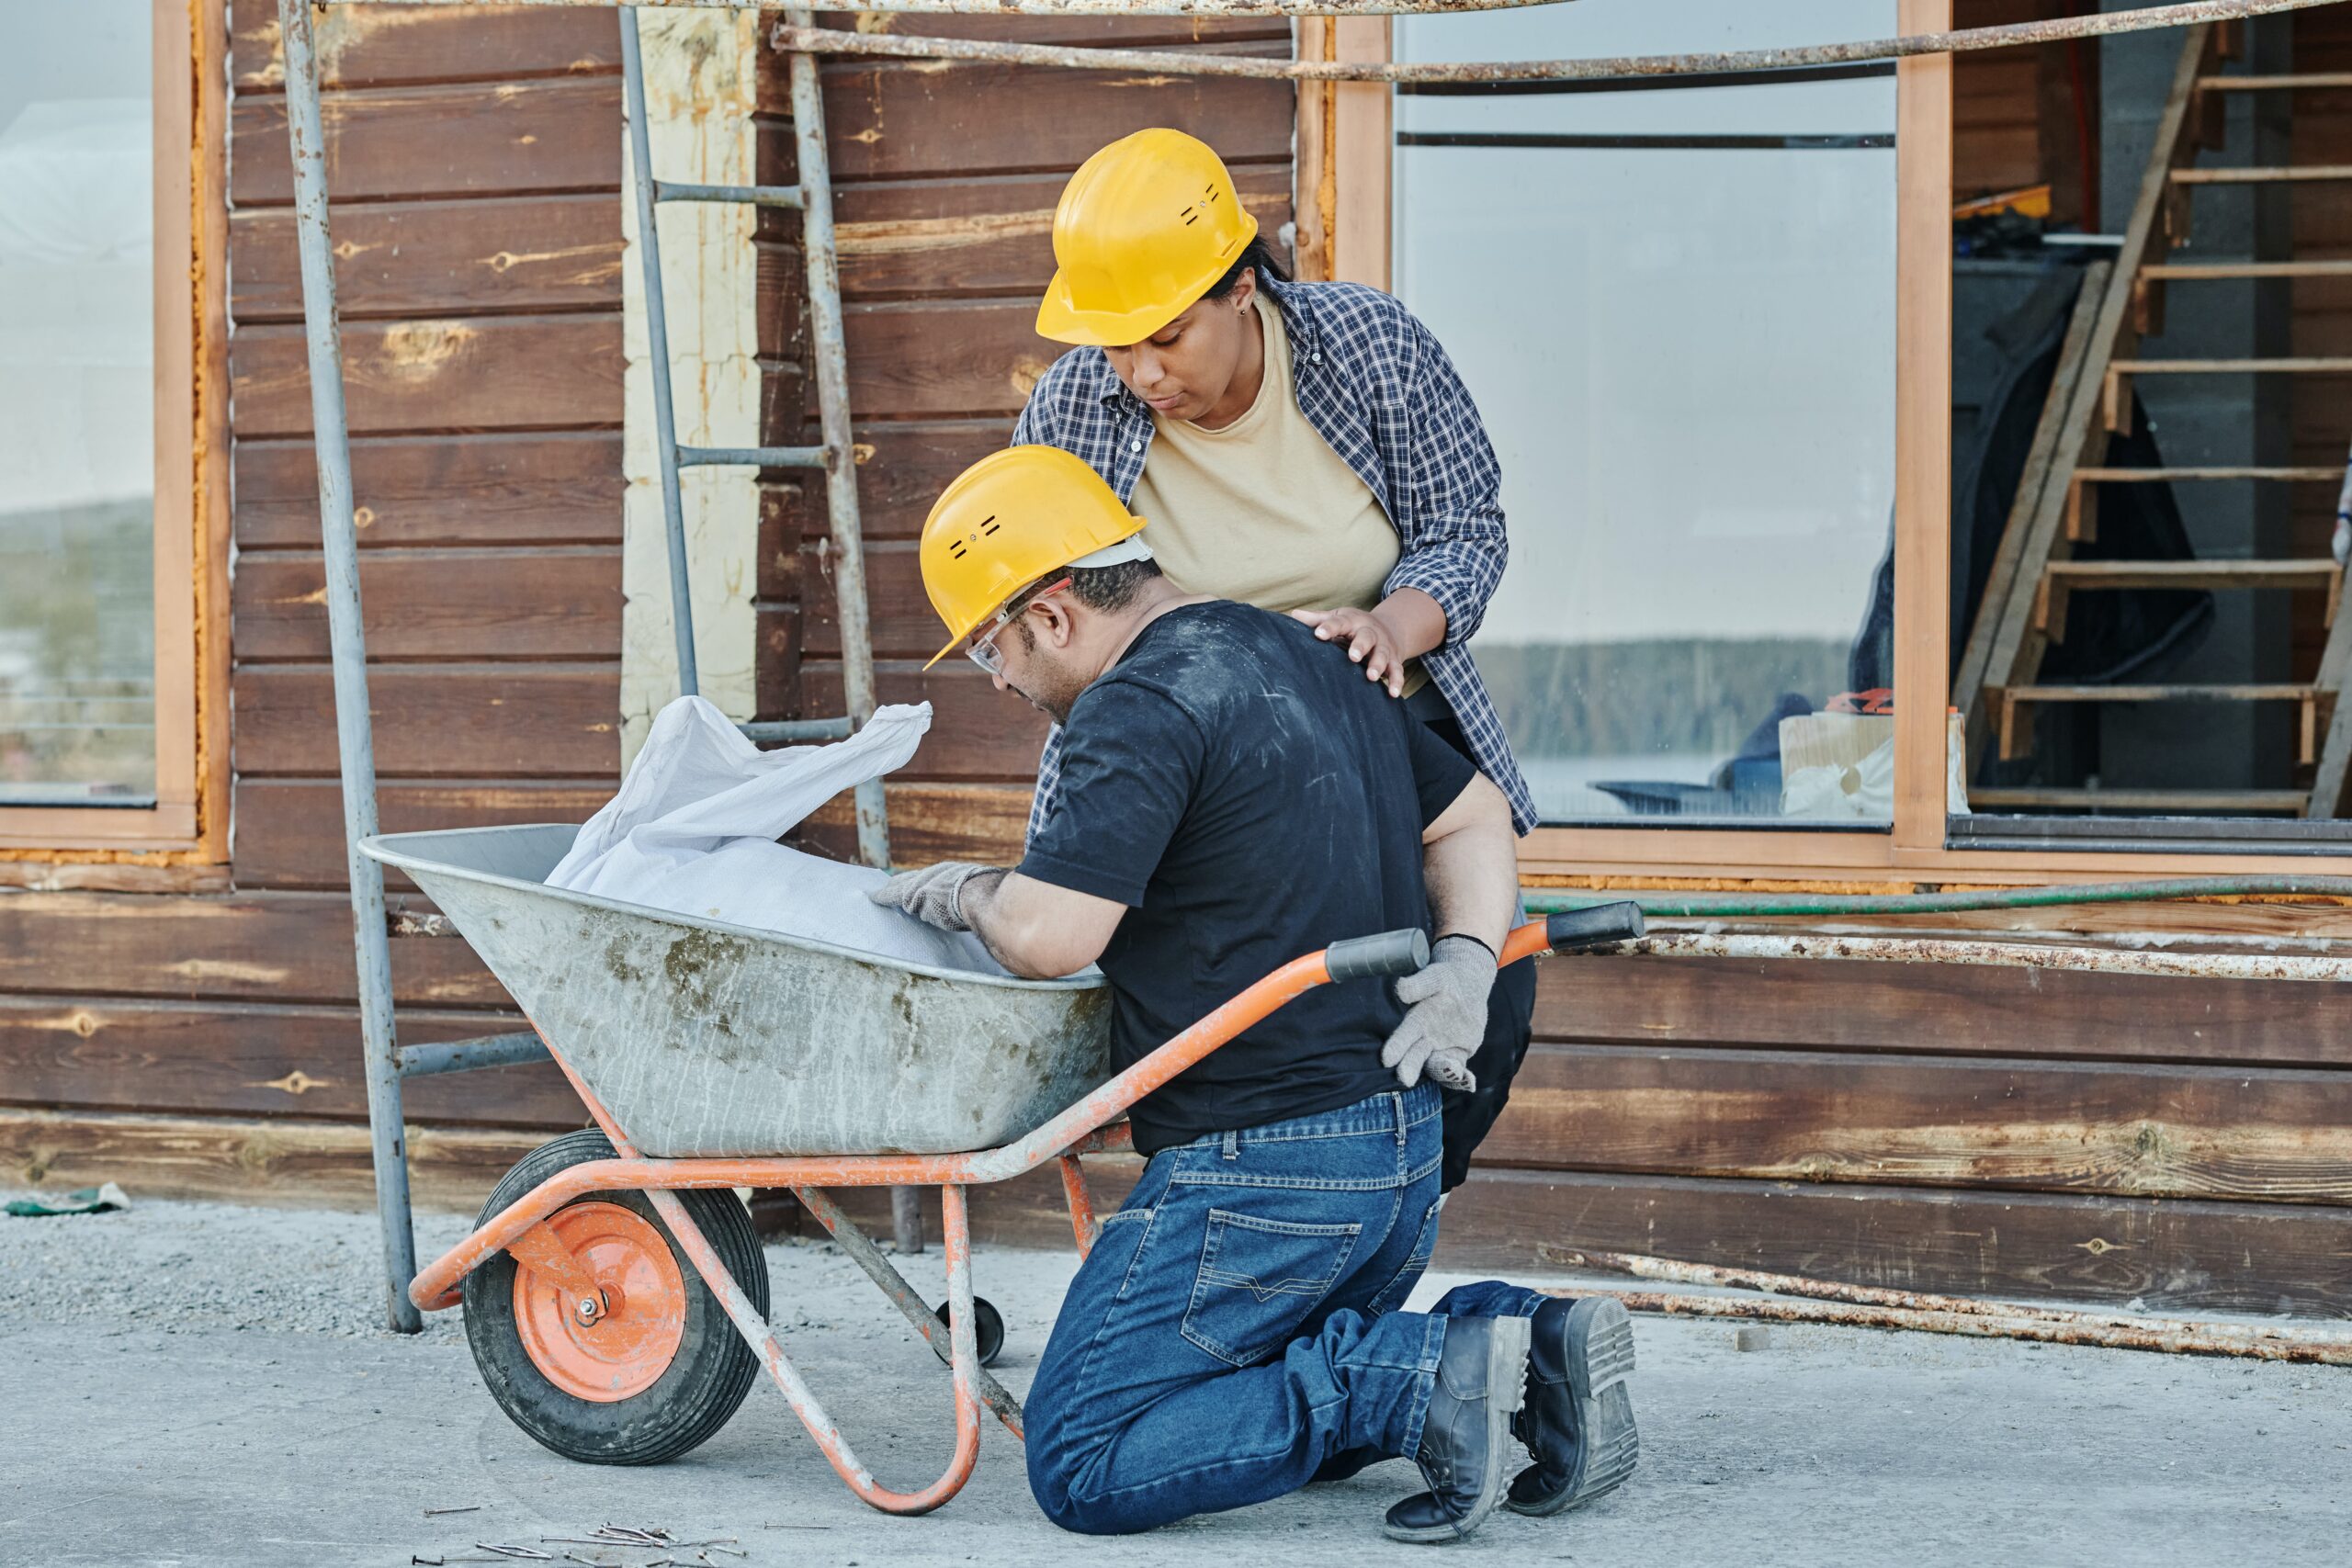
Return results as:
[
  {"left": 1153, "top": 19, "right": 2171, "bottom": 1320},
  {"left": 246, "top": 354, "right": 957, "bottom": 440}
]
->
[
  {"left": 461, "top": 1129, "right": 769, "bottom": 1466},
  {"left": 930, "top": 1294, "right": 1005, "bottom": 1369}
]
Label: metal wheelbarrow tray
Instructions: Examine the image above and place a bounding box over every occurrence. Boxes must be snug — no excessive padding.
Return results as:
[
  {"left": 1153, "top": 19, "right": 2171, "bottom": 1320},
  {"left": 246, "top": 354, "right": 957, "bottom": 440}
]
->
[
  {"left": 363, "top": 822, "right": 1637, "bottom": 1517},
  {"left": 366, "top": 824, "right": 1114, "bottom": 1158}
]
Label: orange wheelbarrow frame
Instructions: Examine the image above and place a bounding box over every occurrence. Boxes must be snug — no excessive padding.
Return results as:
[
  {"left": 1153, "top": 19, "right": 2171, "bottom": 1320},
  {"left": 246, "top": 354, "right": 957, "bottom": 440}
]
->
[{"left": 411, "top": 917, "right": 1596, "bottom": 1515}]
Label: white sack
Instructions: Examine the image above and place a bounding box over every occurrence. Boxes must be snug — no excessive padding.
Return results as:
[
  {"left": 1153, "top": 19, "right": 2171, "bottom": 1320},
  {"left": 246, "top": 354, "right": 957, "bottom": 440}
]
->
[
  {"left": 1780, "top": 736, "right": 1895, "bottom": 821},
  {"left": 548, "top": 696, "right": 1000, "bottom": 974}
]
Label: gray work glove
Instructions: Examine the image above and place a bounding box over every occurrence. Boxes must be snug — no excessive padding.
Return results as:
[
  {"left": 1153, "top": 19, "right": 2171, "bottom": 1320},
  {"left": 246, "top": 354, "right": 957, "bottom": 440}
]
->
[
  {"left": 1380, "top": 935, "right": 1498, "bottom": 1093},
  {"left": 867, "top": 861, "right": 996, "bottom": 932}
]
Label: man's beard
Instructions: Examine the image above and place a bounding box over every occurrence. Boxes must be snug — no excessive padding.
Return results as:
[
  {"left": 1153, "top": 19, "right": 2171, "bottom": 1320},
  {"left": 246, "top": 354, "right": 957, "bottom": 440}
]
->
[
  {"left": 1007, "top": 628, "right": 1087, "bottom": 725},
  {"left": 1008, "top": 671, "right": 1079, "bottom": 727}
]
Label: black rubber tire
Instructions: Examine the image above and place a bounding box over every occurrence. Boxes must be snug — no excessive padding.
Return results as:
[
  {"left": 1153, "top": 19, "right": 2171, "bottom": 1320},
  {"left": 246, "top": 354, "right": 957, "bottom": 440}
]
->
[
  {"left": 930, "top": 1294, "right": 1006, "bottom": 1369},
  {"left": 461, "top": 1129, "right": 769, "bottom": 1465}
]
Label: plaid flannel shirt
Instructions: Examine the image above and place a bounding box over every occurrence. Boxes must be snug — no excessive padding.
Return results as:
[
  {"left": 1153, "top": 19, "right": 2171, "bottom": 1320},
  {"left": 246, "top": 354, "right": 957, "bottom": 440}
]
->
[{"left": 1011, "top": 274, "right": 1538, "bottom": 838}]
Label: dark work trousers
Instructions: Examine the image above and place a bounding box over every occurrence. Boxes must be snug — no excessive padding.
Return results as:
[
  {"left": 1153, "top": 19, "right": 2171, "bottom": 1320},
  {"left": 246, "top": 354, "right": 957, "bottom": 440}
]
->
[{"left": 1405, "top": 684, "right": 1540, "bottom": 1192}]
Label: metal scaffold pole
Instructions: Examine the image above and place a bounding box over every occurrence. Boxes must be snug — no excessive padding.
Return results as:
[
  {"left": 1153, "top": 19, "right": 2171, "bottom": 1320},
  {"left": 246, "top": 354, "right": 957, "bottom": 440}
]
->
[{"left": 277, "top": 0, "right": 422, "bottom": 1335}]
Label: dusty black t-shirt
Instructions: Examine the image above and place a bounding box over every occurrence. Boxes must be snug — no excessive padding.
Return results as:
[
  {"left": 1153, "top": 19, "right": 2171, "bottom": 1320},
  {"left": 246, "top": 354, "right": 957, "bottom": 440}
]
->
[{"left": 1017, "top": 601, "right": 1477, "bottom": 1153}]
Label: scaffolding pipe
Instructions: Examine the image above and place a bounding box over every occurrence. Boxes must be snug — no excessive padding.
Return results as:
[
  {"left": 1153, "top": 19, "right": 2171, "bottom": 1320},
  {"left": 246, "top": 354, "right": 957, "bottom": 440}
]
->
[
  {"left": 352, "top": 0, "right": 1566, "bottom": 14},
  {"left": 1540, "top": 930, "right": 2352, "bottom": 981},
  {"left": 277, "top": 0, "right": 421, "bottom": 1335},
  {"left": 1561, "top": 1288, "right": 2352, "bottom": 1366},
  {"left": 771, "top": 0, "right": 2351, "bottom": 85},
  {"left": 786, "top": 8, "right": 891, "bottom": 874},
  {"left": 1525, "top": 874, "right": 2352, "bottom": 921},
  {"left": 619, "top": 10, "right": 701, "bottom": 700},
  {"left": 1546, "top": 1249, "right": 2352, "bottom": 1347}
]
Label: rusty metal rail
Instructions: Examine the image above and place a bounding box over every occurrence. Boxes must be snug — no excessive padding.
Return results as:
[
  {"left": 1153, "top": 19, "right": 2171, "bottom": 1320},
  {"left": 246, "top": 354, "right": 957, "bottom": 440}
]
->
[
  {"left": 364, "top": 0, "right": 1566, "bottom": 13},
  {"left": 1549, "top": 930, "right": 2352, "bottom": 981},
  {"left": 1573, "top": 1291, "right": 2352, "bottom": 1365},
  {"left": 1544, "top": 1249, "right": 2352, "bottom": 1366},
  {"left": 772, "top": 0, "right": 2351, "bottom": 85}
]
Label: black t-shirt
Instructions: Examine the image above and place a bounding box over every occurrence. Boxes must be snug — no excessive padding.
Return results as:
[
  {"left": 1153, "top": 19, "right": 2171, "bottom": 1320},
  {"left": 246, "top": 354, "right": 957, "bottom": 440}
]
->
[{"left": 1017, "top": 601, "right": 1477, "bottom": 1153}]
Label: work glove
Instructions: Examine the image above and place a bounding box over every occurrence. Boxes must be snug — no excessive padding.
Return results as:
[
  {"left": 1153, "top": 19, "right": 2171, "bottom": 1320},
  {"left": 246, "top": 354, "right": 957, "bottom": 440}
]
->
[
  {"left": 1380, "top": 935, "right": 1498, "bottom": 1093},
  {"left": 868, "top": 861, "right": 996, "bottom": 932}
]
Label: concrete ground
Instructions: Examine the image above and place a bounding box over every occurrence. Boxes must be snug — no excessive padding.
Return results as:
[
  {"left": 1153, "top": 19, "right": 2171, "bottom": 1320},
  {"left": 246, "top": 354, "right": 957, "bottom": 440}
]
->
[{"left": 3, "top": 1194, "right": 2347, "bottom": 1568}]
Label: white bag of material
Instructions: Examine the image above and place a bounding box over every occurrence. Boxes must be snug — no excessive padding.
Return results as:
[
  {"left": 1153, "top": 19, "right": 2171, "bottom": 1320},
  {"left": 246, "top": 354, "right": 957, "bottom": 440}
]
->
[
  {"left": 548, "top": 696, "right": 1000, "bottom": 974},
  {"left": 1780, "top": 736, "right": 1896, "bottom": 821}
]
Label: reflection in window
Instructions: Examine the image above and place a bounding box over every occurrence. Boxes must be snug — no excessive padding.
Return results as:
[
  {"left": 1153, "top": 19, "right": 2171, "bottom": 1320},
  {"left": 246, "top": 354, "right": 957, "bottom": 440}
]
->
[
  {"left": 0, "top": 1, "right": 155, "bottom": 807},
  {"left": 1395, "top": 1, "right": 1898, "bottom": 825}
]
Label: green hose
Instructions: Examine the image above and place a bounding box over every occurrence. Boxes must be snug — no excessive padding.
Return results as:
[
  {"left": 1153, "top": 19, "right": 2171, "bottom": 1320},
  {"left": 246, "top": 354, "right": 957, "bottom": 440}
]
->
[{"left": 1522, "top": 874, "right": 2352, "bottom": 920}]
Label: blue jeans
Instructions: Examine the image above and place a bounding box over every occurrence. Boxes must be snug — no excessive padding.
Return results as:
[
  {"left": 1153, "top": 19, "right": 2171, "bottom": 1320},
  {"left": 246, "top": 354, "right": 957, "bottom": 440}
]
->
[{"left": 1025, "top": 1085, "right": 1524, "bottom": 1535}]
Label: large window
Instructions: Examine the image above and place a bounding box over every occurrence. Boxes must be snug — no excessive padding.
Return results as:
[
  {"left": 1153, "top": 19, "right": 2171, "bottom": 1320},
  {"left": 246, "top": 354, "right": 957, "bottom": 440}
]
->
[
  {"left": 0, "top": 0, "right": 220, "bottom": 857},
  {"left": 0, "top": 1, "right": 156, "bottom": 807},
  {"left": 1394, "top": 0, "right": 1901, "bottom": 828}
]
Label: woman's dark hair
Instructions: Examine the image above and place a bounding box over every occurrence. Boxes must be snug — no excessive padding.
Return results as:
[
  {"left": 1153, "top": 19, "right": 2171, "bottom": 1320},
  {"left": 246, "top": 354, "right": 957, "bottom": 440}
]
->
[{"left": 1203, "top": 234, "right": 1290, "bottom": 301}]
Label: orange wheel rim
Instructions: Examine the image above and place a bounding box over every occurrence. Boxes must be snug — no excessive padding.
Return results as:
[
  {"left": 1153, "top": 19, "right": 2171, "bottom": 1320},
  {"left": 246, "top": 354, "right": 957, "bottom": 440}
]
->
[{"left": 513, "top": 1201, "right": 686, "bottom": 1403}]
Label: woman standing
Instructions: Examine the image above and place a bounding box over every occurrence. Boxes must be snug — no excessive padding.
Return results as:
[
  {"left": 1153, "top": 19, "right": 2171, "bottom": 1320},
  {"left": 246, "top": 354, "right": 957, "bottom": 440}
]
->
[{"left": 1015, "top": 128, "right": 1538, "bottom": 1192}]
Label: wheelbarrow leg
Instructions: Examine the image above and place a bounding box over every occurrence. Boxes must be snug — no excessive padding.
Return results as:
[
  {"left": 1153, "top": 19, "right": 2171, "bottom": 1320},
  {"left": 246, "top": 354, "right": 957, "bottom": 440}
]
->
[
  {"left": 1057, "top": 1153, "right": 1101, "bottom": 1261},
  {"left": 791, "top": 1184, "right": 1024, "bottom": 1438},
  {"left": 647, "top": 1185, "right": 984, "bottom": 1515}
]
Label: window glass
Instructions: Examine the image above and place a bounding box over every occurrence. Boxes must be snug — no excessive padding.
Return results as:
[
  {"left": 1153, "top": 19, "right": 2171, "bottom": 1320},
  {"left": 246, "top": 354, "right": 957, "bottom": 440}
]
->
[
  {"left": 0, "top": 1, "right": 155, "bottom": 807},
  {"left": 1394, "top": 1, "right": 1899, "bottom": 826}
]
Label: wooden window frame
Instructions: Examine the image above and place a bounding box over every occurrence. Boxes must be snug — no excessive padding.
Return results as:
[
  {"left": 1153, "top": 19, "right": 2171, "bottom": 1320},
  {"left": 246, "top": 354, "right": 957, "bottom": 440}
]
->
[
  {"left": 1323, "top": 0, "right": 2346, "bottom": 886},
  {"left": 0, "top": 0, "right": 230, "bottom": 868}
]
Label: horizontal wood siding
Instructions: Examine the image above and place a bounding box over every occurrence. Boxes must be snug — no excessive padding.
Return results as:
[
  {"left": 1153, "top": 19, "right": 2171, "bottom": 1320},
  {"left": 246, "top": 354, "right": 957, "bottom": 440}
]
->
[
  {"left": 6, "top": 5, "right": 2350, "bottom": 1319},
  {"left": 0, "top": 6, "right": 621, "bottom": 1179},
  {"left": 752, "top": 13, "right": 1293, "bottom": 756}
]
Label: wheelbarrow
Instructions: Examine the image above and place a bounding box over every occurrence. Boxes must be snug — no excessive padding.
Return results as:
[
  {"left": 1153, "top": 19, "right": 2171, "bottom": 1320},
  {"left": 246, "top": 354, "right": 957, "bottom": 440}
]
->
[{"left": 364, "top": 822, "right": 1643, "bottom": 1515}]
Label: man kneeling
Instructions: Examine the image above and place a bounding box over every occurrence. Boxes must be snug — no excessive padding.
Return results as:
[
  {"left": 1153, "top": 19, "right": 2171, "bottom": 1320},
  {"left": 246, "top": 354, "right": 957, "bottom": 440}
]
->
[{"left": 876, "top": 447, "right": 1637, "bottom": 1540}]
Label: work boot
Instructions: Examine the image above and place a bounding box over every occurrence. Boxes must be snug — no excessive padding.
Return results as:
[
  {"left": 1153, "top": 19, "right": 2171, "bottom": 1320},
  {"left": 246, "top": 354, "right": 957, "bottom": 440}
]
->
[
  {"left": 1506, "top": 1295, "right": 1639, "bottom": 1516},
  {"left": 1381, "top": 1314, "right": 1532, "bottom": 1543}
]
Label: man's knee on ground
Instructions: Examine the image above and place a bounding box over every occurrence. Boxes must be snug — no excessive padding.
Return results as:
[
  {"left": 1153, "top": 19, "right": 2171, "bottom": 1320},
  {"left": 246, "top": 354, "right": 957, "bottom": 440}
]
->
[{"left": 1025, "top": 1427, "right": 1135, "bottom": 1536}]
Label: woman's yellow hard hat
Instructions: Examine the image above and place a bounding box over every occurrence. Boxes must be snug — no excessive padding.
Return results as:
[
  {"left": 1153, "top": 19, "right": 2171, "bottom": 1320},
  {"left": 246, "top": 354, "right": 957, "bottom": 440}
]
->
[
  {"left": 918, "top": 446, "right": 1152, "bottom": 669},
  {"left": 1035, "top": 129, "right": 1260, "bottom": 347}
]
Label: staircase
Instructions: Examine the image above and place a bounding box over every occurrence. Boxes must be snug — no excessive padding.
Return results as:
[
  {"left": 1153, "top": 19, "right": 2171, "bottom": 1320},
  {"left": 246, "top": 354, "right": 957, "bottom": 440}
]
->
[{"left": 1953, "top": 23, "right": 2352, "bottom": 819}]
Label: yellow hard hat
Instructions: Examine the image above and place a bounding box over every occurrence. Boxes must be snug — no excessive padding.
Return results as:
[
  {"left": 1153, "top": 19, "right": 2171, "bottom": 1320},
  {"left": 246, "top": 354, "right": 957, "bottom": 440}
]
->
[
  {"left": 918, "top": 446, "right": 1152, "bottom": 669},
  {"left": 1036, "top": 129, "right": 1260, "bottom": 347}
]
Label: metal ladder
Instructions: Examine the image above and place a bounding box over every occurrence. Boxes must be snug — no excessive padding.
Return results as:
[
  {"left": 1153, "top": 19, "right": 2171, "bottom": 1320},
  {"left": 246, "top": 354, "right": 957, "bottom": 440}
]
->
[{"left": 276, "top": 1, "right": 892, "bottom": 1332}]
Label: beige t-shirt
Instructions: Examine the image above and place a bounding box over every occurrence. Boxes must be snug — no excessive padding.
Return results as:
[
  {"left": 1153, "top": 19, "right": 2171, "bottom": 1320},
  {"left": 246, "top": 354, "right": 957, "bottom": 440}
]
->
[{"left": 1131, "top": 295, "right": 1425, "bottom": 694}]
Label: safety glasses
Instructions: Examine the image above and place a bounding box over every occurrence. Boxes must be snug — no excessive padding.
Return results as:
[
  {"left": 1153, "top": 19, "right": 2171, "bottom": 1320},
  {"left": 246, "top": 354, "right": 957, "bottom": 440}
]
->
[{"left": 965, "top": 576, "right": 1071, "bottom": 676}]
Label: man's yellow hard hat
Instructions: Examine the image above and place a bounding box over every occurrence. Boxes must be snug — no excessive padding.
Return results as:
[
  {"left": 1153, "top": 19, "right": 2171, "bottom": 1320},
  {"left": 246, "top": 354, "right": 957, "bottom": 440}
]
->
[
  {"left": 1035, "top": 129, "right": 1260, "bottom": 347},
  {"left": 918, "top": 446, "right": 1152, "bottom": 669}
]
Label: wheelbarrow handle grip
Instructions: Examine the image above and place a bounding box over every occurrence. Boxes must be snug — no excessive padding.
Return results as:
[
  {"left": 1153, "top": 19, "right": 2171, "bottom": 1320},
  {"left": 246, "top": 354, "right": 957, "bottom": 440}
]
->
[
  {"left": 1544, "top": 900, "right": 1646, "bottom": 953},
  {"left": 1324, "top": 928, "right": 1432, "bottom": 983}
]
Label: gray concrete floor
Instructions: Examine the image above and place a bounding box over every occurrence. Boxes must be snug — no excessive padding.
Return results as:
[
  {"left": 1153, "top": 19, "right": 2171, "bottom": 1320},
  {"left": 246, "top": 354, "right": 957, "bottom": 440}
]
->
[{"left": 3, "top": 1193, "right": 2347, "bottom": 1568}]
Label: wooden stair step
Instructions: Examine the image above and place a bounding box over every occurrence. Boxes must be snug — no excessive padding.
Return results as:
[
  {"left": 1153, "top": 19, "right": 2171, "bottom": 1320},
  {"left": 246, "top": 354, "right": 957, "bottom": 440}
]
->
[
  {"left": 2128, "top": 261, "right": 2352, "bottom": 337},
  {"left": 2038, "top": 559, "right": 2342, "bottom": 641},
  {"left": 2141, "top": 259, "right": 2352, "bottom": 280},
  {"left": 2075, "top": 466, "right": 2346, "bottom": 482},
  {"left": 2197, "top": 73, "right": 2352, "bottom": 91},
  {"left": 2170, "top": 164, "right": 2352, "bottom": 184},
  {"left": 2102, "top": 359, "right": 2352, "bottom": 433},
  {"left": 2066, "top": 470, "right": 2351, "bottom": 541},
  {"left": 2109, "top": 357, "right": 2352, "bottom": 373},
  {"left": 2004, "top": 683, "right": 2320, "bottom": 705},
  {"left": 1992, "top": 683, "right": 2333, "bottom": 765},
  {"left": 2043, "top": 558, "right": 2340, "bottom": 588},
  {"left": 1969, "top": 787, "right": 2308, "bottom": 814}
]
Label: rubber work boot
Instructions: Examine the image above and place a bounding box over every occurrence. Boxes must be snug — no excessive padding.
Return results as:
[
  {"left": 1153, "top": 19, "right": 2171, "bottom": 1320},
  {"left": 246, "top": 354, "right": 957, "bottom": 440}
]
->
[
  {"left": 1506, "top": 1295, "right": 1639, "bottom": 1516},
  {"left": 1381, "top": 1314, "right": 1533, "bottom": 1543}
]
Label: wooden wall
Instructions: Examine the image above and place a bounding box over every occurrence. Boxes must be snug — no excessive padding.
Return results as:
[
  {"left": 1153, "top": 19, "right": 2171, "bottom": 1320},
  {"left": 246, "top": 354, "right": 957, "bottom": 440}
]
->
[
  {"left": 3, "top": 6, "right": 2350, "bottom": 1318},
  {"left": 761, "top": 12, "right": 1298, "bottom": 861},
  {"left": 0, "top": 4, "right": 614, "bottom": 1179},
  {"left": 1953, "top": 0, "right": 2098, "bottom": 226}
]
